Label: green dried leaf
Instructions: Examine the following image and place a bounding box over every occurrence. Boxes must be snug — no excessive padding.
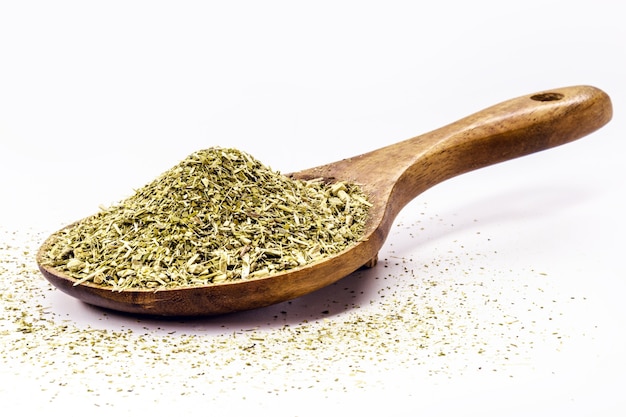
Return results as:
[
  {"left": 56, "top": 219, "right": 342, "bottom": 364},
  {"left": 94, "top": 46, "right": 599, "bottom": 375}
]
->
[{"left": 40, "top": 147, "right": 371, "bottom": 290}]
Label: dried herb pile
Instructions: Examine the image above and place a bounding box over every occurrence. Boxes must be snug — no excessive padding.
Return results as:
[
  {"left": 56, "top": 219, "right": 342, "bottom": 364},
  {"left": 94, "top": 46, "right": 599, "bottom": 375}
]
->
[{"left": 39, "top": 147, "right": 371, "bottom": 290}]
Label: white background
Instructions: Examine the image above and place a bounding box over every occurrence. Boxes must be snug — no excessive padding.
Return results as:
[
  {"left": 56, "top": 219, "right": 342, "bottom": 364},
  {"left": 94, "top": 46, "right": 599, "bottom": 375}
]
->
[{"left": 1, "top": 1, "right": 624, "bottom": 416}]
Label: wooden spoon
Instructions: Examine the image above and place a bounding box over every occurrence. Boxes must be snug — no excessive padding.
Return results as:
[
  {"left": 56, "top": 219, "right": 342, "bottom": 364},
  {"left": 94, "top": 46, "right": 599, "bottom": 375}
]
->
[{"left": 37, "top": 85, "right": 612, "bottom": 317}]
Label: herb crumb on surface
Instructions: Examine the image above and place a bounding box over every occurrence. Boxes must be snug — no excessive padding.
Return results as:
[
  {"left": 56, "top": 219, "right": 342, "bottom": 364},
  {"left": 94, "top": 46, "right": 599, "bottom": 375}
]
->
[{"left": 1, "top": 210, "right": 603, "bottom": 412}]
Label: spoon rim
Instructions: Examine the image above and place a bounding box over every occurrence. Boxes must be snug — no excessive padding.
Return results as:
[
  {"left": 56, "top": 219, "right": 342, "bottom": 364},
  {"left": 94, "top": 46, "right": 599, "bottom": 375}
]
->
[{"left": 36, "top": 220, "right": 379, "bottom": 293}]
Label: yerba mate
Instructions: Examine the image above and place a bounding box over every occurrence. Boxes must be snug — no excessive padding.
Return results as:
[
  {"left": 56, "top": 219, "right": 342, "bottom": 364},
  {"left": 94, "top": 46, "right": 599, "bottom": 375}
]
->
[{"left": 39, "top": 148, "right": 371, "bottom": 290}]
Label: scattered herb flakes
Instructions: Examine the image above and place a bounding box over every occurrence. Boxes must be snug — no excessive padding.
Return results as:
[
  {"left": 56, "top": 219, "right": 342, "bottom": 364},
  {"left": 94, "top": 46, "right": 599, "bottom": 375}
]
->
[
  {"left": 0, "top": 218, "right": 594, "bottom": 408},
  {"left": 38, "top": 147, "right": 371, "bottom": 290}
]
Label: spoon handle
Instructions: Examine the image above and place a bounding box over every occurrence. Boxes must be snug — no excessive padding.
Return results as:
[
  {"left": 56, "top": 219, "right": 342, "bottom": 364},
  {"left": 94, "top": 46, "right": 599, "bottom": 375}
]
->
[
  {"left": 327, "top": 85, "right": 612, "bottom": 217},
  {"left": 390, "top": 85, "right": 612, "bottom": 208}
]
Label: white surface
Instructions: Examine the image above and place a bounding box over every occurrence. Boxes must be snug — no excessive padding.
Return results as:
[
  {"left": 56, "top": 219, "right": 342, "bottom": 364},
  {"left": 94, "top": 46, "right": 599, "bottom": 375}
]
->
[{"left": 1, "top": 1, "right": 624, "bottom": 416}]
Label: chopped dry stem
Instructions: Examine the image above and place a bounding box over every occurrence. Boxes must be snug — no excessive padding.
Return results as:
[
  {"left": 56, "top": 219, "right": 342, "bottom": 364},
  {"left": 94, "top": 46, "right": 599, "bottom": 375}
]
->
[{"left": 39, "top": 147, "right": 370, "bottom": 290}]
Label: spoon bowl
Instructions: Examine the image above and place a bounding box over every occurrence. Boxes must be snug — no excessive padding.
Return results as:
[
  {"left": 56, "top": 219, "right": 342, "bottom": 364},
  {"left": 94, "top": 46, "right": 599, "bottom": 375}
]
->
[{"left": 37, "top": 85, "right": 612, "bottom": 316}]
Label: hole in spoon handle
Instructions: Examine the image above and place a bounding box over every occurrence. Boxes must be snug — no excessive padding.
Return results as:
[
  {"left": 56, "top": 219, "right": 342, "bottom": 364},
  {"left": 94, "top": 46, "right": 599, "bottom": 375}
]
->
[{"left": 530, "top": 92, "right": 565, "bottom": 102}]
